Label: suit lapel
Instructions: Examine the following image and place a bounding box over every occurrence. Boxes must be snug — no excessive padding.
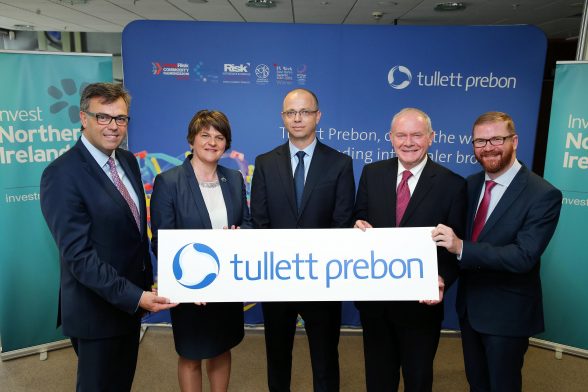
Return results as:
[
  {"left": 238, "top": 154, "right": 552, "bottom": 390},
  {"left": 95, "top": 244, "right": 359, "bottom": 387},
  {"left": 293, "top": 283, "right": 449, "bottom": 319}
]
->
[
  {"left": 299, "top": 141, "right": 326, "bottom": 216},
  {"left": 117, "top": 149, "right": 145, "bottom": 234},
  {"left": 477, "top": 165, "right": 528, "bottom": 240},
  {"left": 182, "top": 158, "right": 213, "bottom": 229},
  {"left": 275, "top": 143, "right": 298, "bottom": 216},
  {"left": 401, "top": 159, "right": 436, "bottom": 225},
  {"left": 466, "top": 172, "right": 485, "bottom": 239},
  {"left": 217, "top": 166, "right": 234, "bottom": 227},
  {"left": 381, "top": 159, "right": 399, "bottom": 226},
  {"left": 76, "top": 140, "right": 140, "bottom": 233}
]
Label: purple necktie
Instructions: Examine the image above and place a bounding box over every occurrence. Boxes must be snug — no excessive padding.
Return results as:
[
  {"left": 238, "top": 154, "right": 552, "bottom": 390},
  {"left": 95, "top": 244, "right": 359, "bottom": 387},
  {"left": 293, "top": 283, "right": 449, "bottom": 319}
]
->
[
  {"left": 396, "top": 170, "right": 413, "bottom": 227},
  {"left": 107, "top": 157, "right": 141, "bottom": 230},
  {"left": 471, "top": 180, "right": 497, "bottom": 242}
]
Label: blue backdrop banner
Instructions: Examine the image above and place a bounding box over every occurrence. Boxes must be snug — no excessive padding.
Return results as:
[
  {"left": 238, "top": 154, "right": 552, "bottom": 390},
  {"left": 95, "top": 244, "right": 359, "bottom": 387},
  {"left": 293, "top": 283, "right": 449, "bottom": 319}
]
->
[
  {"left": 0, "top": 51, "right": 112, "bottom": 354},
  {"left": 122, "top": 21, "right": 547, "bottom": 328}
]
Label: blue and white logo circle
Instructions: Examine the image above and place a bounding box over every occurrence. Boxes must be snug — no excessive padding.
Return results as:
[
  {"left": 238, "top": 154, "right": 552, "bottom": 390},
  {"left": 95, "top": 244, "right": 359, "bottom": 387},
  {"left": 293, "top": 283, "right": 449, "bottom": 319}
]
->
[
  {"left": 173, "top": 243, "right": 220, "bottom": 289},
  {"left": 387, "top": 65, "right": 412, "bottom": 89}
]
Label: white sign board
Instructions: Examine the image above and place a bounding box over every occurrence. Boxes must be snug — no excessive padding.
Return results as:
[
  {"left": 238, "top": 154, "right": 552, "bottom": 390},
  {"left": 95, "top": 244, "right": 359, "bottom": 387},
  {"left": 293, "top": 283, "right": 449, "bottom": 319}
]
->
[{"left": 157, "top": 227, "right": 438, "bottom": 303}]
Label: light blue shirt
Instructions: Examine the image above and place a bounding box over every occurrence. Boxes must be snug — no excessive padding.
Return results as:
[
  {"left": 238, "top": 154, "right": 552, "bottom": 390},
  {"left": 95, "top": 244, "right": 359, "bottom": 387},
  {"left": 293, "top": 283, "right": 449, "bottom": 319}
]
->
[
  {"left": 476, "top": 159, "right": 522, "bottom": 222},
  {"left": 81, "top": 134, "right": 141, "bottom": 214},
  {"left": 289, "top": 138, "right": 317, "bottom": 183}
]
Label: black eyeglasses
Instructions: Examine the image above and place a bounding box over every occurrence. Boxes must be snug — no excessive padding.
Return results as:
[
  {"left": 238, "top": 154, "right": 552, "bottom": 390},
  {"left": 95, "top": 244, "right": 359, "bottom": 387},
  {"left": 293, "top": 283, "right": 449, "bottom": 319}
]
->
[
  {"left": 84, "top": 111, "right": 130, "bottom": 126},
  {"left": 472, "top": 135, "right": 514, "bottom": 148},
  {"left": 281, "top": 110, "right": 318, "bottom": 119}
]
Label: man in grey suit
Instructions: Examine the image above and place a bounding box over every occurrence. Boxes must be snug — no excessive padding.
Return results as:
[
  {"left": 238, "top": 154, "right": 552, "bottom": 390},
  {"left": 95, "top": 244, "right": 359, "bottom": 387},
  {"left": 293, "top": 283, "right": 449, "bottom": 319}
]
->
[
  {"left": 433, "top": 111, "right": 562, "bottom": 392},
  {"left": 250, "top": 88, "right": 355, "bottom": 392}
]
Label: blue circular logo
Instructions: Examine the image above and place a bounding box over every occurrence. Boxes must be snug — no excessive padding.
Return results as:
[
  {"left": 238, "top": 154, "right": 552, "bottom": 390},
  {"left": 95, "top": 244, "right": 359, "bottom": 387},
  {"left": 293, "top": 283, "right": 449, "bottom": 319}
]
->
[
  {"left": 387, "top": 65, "right": 412, "bottom": 89},
  {"left": 172, "top": 243, "right": 220, "bottom": 289}
]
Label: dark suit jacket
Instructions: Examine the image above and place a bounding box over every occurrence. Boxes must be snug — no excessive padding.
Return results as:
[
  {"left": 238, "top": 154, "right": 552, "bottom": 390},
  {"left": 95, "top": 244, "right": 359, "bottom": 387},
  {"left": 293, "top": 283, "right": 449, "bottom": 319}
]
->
[
  {"left": 149, "top": 157, "right": 252, "bottom": 256},
  {"left": 250, "top": 140, "right": 355, "bottom": 229},
  {"left": 40, "top": 138, "right": 153, "bottom": 339},
  {"left": 354, "top": 157, "right": 467, "bottom": 326},
  {"left": 457, "top": 163, "right": 562, "bottom": 337}
]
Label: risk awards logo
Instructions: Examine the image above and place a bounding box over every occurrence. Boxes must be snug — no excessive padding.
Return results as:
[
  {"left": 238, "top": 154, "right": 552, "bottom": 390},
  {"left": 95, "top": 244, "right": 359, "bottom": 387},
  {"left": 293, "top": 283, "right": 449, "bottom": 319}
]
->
[
  {"left": 173, "top": 243, "right": 220, "bottom": 289},
  {"left": 151, "top": 62, "right": 190, "bottom": 79},
  {"left": 388, "top": 65, "right": 413, "bottom": 89}
]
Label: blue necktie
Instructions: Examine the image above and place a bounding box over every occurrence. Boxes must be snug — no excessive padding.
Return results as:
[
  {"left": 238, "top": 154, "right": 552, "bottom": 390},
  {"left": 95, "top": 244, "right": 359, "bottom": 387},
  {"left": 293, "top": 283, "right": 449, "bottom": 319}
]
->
[{"left": 294, "top": 151, "right": 306, "bottom": 212}]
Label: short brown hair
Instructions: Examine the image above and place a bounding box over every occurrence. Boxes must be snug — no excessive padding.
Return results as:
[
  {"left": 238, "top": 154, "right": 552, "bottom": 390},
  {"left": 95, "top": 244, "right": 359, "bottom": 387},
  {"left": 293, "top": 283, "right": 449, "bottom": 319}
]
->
[
  {"left": 473, "top": 112, "right": 516, "bottom": 135},
  {"left": 80, "top": 83, "right": 131, "bottom": 112},
  {"left": 187, "top": 110, "right": 232, "bottom": 150}
]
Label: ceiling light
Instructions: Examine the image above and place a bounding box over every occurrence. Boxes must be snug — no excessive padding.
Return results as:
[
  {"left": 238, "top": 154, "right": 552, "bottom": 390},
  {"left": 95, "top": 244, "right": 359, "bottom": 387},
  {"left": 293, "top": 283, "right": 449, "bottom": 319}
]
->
[
  {"left": 13, "top": 24, "right": 35, "bottom": 31},
  {"left": 187, "top": 0, "right": 208, "bottom": 3},
  {"left": 57, "top": 0, "right": 88, "bottom": 5},
  {"left": 246, "top": 0, "right": 276, "bottom": 8},
  {"left": 434, "top": 2, "right": 466, "bottom": 11}
]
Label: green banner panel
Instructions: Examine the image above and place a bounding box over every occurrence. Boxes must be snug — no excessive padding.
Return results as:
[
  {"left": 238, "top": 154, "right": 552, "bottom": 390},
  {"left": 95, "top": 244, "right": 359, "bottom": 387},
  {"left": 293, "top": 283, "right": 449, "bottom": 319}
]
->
[
  {"left": 0, "top": 51, "right": 112, "bottom": 353},
  {"left": 540, "top": 61, "right": 588, "bottom": 350}
]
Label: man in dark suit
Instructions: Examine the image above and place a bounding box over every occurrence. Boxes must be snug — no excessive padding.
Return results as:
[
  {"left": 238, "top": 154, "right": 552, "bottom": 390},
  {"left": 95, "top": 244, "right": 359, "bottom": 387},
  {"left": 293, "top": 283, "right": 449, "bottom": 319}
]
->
[
  {"left": 40, "top": 83, "right": 175, "bottom": 391},
  {"left": 432, "top": 111, "right": 562, "bottom": 392},
  {"left": 354, "top": 108, "right": 466, "bottom": 392},
  {"left": 250, "top": 88, "right": 355, "bottom": 392}
]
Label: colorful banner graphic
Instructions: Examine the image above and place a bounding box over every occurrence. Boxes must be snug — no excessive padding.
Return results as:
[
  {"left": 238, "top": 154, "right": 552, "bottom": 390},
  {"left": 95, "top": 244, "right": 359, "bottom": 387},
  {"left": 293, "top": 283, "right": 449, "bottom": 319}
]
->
[
  {"left": 540, "top": 61, "right": 588, "bottom": 351},
  {"left": 158, "top": 228, "right": 438, "bottom": 303},
  {"left": 0, "top": 51, "right": 112, "bottom": 354},
  {"left": 122, "top": 22, "right": 547, "bottom": 328}
]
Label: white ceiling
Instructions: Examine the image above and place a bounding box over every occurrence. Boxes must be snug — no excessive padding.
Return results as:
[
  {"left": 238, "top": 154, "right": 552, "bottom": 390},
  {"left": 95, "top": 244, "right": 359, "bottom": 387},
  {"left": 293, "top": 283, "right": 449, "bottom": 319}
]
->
[{"left": 0, "top": 0, "right": 584, "bottom": 39}]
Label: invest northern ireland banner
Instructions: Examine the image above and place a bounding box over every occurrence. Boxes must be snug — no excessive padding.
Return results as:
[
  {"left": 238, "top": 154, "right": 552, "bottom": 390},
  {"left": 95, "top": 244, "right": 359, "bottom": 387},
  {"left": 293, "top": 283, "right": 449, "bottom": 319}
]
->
[
  {"left": 122, "top": 22, "right": 547, "bottom": 327},
  {"left": 158, "top": 228, "right": 438, "bottom": 303},
  {"left": 0, "top": 51, "right": 112, "bottom": 355},
  {"left": 540, "top": 61, "right": 588, "bottom": 351}
]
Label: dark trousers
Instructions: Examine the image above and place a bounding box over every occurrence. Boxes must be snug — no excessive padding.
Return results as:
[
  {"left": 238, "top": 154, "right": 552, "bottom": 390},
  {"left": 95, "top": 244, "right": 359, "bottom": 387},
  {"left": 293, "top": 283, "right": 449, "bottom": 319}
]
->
[
  {"left": 460, "top": 316, "right": 529, "bottom": 392},
  {"left": 360, "top": 309, "right": 441, "bottom": 392},
  {"left": 71, "top": 328, "right": 140, "bottom": 392},
  {"left": 262, "top": 301, "right": 341, "bottom": 392}
]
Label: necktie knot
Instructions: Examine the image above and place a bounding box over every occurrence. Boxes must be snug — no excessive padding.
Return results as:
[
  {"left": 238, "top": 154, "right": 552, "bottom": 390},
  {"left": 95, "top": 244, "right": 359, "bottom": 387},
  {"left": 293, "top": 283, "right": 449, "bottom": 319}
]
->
[
  {"left": 296, "top": 151, "right": 306, "bottom": 161},
  {"left": 401, "top": 170, "right": 413, "bottom": 182},
  {"left": 484, "top": 180, "right": 497, "bottom": 193}
]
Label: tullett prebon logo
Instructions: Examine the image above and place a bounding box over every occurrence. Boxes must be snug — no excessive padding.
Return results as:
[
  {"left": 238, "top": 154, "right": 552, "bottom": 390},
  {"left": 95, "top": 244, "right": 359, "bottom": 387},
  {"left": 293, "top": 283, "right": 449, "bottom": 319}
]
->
[
  {"left": 388, "top": 65, "right": 412, "bottom": 89},
  {"left": 173, "top": 243, "right": 220, "bottom": 289}
]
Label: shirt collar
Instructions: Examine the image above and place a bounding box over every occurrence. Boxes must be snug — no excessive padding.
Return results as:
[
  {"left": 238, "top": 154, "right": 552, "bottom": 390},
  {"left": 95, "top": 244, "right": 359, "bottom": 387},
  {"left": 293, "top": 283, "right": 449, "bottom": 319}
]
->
[
  {"left": 484, "top": 159, "right": 522, "bottom": 187},
  {"left": 289, "top": 138, "right": 317, "bottom": 159},
  {"left": 398, "top": 155, "right": 428, "bottom": 178},
  {"left": 81, "top": 133, "right": 116, "bottom": 168}
]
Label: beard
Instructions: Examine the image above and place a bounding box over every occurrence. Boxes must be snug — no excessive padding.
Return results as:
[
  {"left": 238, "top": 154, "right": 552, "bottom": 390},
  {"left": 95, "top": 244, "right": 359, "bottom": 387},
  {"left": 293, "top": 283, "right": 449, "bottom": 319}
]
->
[{"left": 475, "top": 147, "right": 514, "bottom": 174}]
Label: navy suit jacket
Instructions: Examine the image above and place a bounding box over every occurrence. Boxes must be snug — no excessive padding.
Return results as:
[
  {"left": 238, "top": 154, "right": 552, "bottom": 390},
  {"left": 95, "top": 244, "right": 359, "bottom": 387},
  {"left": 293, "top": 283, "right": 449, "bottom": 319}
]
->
[
  {"left": 149, "top": 157, "right": 252, "bottom": 257},
  {"left": 250, "top": 140, "right": 355, "bottom": 229},
  {"left": 457, "top": 163, "right": 562, "bottom": 337},
  {"left": 40, "top": 139, "right": 153, "bottom": 339},
  {"left": 353, "top": 157, "right": 466, "bottom": 326}
]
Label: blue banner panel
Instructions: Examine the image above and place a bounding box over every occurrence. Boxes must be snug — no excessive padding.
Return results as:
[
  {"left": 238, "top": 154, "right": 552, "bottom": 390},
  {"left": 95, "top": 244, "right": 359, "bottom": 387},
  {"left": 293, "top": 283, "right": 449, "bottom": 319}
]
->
[
  {"left": 0, "top": 51, "right": 112, "bottom": 353},
  {"left": 540, "top": 61, "right": 588, "bottom": 351},
  {"left": 122, "top": 22, "right": 547, "bottom": 328}
]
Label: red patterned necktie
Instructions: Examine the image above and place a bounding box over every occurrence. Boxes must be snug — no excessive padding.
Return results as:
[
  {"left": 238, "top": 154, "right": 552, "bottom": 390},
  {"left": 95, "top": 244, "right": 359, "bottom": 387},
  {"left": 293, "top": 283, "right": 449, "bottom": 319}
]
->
[
  {"left": 471, "top": 180, "right": 497, "bottom": 242},
  {"left": 107, "top": 157, "right": 141, "bottom": 230},
  {"left": 396, "top": 170, "right": 413, "bottom": 227}
]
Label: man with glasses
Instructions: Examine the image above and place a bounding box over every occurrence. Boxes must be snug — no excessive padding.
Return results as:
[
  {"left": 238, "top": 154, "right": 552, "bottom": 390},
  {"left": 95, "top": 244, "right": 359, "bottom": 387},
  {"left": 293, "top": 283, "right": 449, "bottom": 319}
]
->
[
  {"left": 250, "top": 88, "right": 355, "bottom": 391},
  {"left": 40, "top": 82, "right": 175, "bottom": 391},
  {"left": 432, "top": 111, "right": 562, "bottom": 391},
  {"left": 353, "top": 108, "right": 466, "bottom": 392}
]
